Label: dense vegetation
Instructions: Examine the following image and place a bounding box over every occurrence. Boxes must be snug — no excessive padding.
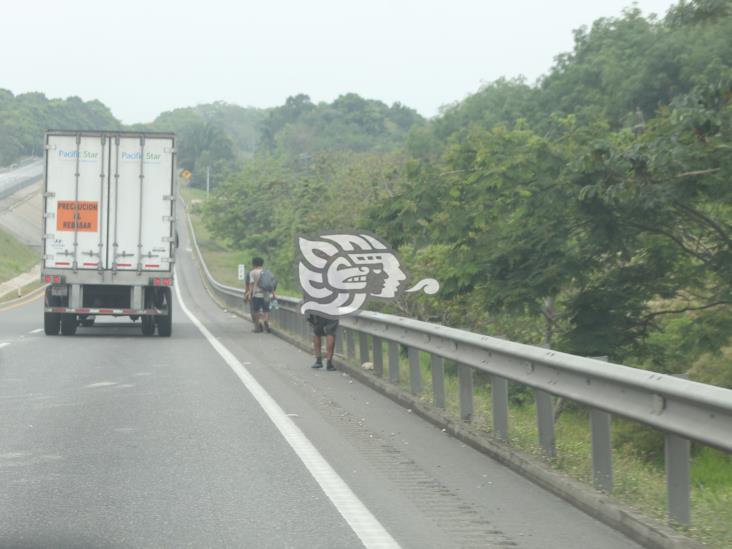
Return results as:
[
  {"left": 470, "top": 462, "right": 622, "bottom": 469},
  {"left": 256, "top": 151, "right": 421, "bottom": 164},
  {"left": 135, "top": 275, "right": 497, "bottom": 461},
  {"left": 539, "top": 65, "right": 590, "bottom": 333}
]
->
[
  {"left": 202, "top": 1, "right": 732, "bottom": 391},
  {"left": 132, "top": 102, "right": 266, "bottom": 187},
  {"left": 258, "top": 93, "right": 423, "bottom": 154},
  {"left": 141, "top": 94, "right": 421, "bottom": 187},
  {"left": 0, "top": 227, "right": 39, "bottom": 284},
  {"left": 0, "top": 90, "right": 120, "bottom": 165}
]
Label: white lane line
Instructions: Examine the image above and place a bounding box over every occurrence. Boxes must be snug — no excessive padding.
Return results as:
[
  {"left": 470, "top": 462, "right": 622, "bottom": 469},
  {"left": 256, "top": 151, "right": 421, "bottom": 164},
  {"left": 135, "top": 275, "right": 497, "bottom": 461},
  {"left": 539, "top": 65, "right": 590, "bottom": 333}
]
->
[
  {"left": 29, "top": 328, "right": 43, "bottom": 334},
  {"left": 174, "top": 281, "right": 400, "bottom": 549},
  {"left": 0, "top": 343, "right": 9, "bottom": 349},
  {"left": 83, "top": 382, "right": 117, "bottom": 389}
]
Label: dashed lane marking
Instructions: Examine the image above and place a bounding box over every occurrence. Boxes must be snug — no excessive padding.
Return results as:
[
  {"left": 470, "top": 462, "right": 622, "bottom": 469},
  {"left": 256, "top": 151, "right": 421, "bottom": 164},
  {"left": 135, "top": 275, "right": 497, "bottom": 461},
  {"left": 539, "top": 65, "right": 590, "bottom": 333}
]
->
[
  {"left": 0, "top": 343, "right": 9, "bottom": 349},
  {"left": 29, "top": 328, "right": 43, "bottom": 334}
]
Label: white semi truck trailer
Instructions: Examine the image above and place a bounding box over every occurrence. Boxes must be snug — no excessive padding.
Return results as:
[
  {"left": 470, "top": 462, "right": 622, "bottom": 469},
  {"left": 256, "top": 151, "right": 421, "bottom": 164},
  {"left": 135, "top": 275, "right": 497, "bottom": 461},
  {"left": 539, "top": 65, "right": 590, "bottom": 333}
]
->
[{"left": 41, "top": 130, "right": 177, "bottom": 336}]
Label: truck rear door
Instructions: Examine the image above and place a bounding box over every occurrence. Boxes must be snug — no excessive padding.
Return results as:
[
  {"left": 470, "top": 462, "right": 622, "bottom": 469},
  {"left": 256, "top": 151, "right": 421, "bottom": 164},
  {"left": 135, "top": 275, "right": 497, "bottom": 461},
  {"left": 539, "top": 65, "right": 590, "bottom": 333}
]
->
[
  {"left": 108, "top": 135, "right": 175, "bottom": 272},
  {"left": 44, "top": 134, "right": 109, "bottom": 271}
]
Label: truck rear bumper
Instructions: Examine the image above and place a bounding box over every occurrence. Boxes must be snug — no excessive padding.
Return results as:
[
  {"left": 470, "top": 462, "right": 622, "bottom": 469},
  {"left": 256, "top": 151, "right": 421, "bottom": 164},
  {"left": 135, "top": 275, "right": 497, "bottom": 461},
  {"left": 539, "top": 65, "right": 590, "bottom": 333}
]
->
[
  {"left": 41, "top": 269, "right": 174, "bottom": 286},
  {"left": 45, "top": 307, "right": 166, "bottom": 316}
]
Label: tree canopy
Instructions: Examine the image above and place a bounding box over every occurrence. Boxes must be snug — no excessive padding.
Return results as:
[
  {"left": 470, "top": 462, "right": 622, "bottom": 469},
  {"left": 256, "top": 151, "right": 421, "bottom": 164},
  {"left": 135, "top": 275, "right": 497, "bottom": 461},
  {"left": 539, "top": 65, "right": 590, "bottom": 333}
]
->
[{"left": 0, "top": 90, "right": 120, "bottom": 165}]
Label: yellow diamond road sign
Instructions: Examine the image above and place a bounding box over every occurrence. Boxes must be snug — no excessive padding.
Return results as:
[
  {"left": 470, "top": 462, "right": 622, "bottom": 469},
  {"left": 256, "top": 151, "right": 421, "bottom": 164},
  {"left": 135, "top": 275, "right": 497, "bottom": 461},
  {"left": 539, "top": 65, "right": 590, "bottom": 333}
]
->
[{"left": 181, "top": 169, "right": 192, "bottom": 180}]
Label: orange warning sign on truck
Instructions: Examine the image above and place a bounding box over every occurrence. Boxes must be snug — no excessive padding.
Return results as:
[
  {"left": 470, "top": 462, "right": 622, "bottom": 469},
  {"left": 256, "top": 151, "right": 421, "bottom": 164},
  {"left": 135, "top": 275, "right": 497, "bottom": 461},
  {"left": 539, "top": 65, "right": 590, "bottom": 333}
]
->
[{"left": 56, "top": 201, "right": 99, "bottom": 232}]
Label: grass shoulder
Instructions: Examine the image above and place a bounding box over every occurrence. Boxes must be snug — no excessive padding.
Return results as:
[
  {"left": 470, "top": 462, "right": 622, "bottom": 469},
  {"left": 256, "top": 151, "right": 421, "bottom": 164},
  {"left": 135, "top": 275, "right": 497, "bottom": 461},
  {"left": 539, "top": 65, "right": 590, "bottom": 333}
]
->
[
  {"left": 0, "top": 227, "right": 38, "bottom": 284},
  {"left": 0, "top": 280, "right": 44, "bottom": 304}
]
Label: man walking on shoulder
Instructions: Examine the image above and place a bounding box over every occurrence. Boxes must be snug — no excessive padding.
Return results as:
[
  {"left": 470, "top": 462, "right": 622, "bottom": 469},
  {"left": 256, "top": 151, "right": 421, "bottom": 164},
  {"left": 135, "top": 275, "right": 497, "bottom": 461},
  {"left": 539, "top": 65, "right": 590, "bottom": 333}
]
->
[{"left": 245, "top": 257, "right": 276, "bottom": 333}]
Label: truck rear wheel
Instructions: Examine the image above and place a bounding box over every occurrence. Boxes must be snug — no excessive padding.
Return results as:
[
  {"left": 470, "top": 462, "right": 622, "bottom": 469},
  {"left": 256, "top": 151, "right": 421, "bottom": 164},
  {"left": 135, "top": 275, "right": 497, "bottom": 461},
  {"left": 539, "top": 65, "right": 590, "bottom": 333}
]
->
[
  {"left": 60, "top": 314, "right": 77, "bottom": 336},
  {"left": 141, "top": 315, "right": 155, "bottom": 336},
  {"left": 44, "top": 313, "right": 61, "bottom": 335},
  {"left": 157, "top": 288, "right": 172, "bottom": 337}
]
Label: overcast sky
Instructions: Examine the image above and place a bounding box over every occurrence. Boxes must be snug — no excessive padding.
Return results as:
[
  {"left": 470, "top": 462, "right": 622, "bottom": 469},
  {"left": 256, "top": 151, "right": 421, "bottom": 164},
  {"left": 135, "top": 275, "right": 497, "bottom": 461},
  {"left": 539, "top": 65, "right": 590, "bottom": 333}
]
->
[{"left": 1, "top": 0, "right": 678, "bottom": 124}]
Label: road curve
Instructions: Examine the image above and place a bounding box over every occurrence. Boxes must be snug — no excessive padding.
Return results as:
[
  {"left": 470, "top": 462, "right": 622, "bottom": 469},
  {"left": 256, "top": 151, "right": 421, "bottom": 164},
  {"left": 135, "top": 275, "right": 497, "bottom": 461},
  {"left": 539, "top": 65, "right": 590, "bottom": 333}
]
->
[{"left": 0, "top": 217, "right": 642, "bottom": 548}]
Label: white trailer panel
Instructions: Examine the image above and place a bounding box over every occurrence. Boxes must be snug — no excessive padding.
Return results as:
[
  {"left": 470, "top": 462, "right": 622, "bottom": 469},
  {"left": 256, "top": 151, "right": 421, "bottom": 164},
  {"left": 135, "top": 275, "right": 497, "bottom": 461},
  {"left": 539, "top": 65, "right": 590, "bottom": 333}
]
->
[
  {"left": 44, "top": 134, "right": 109, "bottom": 270},
  {"left": 109, "top": 135, "right": 175, "bottom": 272}
]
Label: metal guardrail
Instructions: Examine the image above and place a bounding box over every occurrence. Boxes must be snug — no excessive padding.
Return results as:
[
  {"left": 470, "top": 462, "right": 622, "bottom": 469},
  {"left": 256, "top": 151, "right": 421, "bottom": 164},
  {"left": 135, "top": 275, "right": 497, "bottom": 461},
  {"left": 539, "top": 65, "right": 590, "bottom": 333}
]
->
[{"left": 184, "top": 204, "right": 732, "bottom": 527}]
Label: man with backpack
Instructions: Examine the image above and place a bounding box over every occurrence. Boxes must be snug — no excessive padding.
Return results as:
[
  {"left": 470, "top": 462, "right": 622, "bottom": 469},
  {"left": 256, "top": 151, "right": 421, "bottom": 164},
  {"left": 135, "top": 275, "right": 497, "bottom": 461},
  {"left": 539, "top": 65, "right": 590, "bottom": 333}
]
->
[{"left": 244, "top": 257, "right": 277, "bottom": 333}]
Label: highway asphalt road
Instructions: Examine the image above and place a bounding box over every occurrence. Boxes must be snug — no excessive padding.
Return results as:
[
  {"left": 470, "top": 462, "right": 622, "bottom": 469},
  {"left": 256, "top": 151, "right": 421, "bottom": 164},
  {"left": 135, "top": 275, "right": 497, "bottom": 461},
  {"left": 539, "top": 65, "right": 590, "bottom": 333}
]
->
[
  {"left": 0, "top": 159, "right": 43, "bottom": 197},
  {"left": 0, "top": 180, "right": 43, "bottom": 249},
  {"left": 0, "top": 159, "right": 44, "bottom": 249},
  {"left": 0, "top": 219, "right": 642, "bottom": 548}
]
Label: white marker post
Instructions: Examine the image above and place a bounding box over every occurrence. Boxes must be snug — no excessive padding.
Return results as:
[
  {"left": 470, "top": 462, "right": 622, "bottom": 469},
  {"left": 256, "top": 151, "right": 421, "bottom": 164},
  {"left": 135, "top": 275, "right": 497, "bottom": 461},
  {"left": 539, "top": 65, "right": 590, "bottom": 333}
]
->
[{"left": 238, "top": 264, "right": 246, "bottom": 282}]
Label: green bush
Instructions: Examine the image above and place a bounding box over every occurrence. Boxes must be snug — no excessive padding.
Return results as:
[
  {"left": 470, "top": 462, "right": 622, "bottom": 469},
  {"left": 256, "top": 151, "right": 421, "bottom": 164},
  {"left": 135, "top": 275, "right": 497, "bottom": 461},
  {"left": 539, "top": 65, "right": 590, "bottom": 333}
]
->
[{"left": 689, "top": 346, "right": 732, "bottom": 389}]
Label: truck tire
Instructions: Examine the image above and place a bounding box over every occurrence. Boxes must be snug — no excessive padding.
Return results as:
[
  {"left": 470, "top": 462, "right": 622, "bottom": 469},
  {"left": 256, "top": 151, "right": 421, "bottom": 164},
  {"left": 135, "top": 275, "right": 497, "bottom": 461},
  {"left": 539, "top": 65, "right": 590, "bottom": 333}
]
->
[
  {"left": 44, "top": 313, "right": 61, "bottom": 335},
  {"left": 141, "top": 315, "right": 155, "bottom": 336},
  {"left": 157, "top": 288, "right": 172, "bottom": 337},
  {"left": 60, "top": 314, "right": 77, "bottom": 336}
]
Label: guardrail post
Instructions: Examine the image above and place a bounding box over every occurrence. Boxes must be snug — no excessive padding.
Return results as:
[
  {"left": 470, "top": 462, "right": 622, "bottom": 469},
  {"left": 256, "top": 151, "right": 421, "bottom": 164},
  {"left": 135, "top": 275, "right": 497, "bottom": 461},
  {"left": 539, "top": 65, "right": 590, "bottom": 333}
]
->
[
  {"left": 372, "top": 336, "right": 383, "bottom": 377},
  {"left": 590, "top": 409, "right": 613, "bottom": 492},
  {"left": 458, "top": 364, "right": 474, "bottom": 421},
  {"left": 359, "top": 332, "right": 369, "bottom": 365},
  {"left": 346, "top": 329, "right": 355, "bottom": 359},
  {"left": 431, "top": 355, "right": 445, "bottom": 408},
  {"left": 408, "top": 347, "right": 421, "bottom": 395},
  {"left": 300, "top": 314, "right": 308, "bottom": 340},
  {"left": 388, "top": 341, "right": 399, "bottom": 383},
  {"left": 665, "top": 433, "right": 691, "bottom": 525},
  {"left": 304, "top": 315, "right": 312, "bottom": 340},
  {"left": 535, "top": 389, "right": 556, "bottom": 457},
  {"left": 490, "top": 375, "right": 508, "bottom": 439},
  {"left": 286, "top": 309, "right": 294, "bottom": 334},
  {"left": 295, "top": 312, "right": 301, "bottom": 336},
  {"left": 335, "top": 325, "right": 344, "bottom": 356}
]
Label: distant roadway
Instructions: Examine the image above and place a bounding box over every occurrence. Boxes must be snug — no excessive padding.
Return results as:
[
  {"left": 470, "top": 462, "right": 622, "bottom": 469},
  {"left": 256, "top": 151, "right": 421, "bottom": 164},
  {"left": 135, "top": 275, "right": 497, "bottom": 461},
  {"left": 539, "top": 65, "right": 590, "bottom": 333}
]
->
[
  {"left": 0, "top": 159, "right": 44, "bottom": 248},
  {"left": 0, "top": 158, "right": 43, "bottom": 197}
]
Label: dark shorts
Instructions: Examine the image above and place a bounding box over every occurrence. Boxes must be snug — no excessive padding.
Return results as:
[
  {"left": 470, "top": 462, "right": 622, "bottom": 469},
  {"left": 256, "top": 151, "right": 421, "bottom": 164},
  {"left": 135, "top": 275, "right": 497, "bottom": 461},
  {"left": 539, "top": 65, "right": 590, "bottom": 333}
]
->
[
  {"left": 251, "top": 297, "right": 270, "bottom": 313},
  {"left": 309, "top": 315, "right": 339, "bottom": 337}
]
